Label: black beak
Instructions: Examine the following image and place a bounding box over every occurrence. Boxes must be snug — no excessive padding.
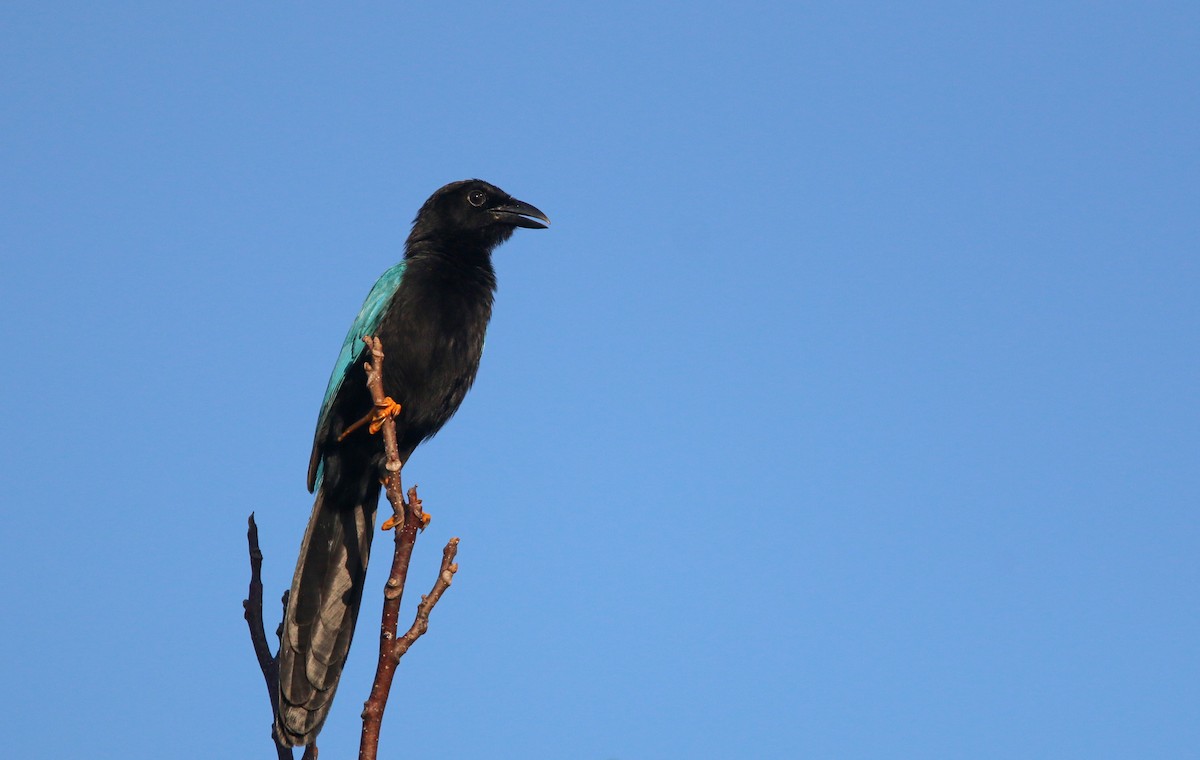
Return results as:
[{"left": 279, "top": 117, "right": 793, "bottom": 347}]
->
[{"left": 491, "top": 198, "right": 550, "bottom": 229}]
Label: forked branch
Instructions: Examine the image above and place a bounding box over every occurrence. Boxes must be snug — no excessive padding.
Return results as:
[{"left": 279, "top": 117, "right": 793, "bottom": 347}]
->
[
  {"left": 356, "top": 337, "right": 461, "bottom": 760},
  {"left": 243, "top": 513, "right": 294, "bottom": 760}
]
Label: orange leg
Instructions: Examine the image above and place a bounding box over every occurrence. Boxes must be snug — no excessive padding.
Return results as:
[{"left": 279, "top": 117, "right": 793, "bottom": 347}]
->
[
  {"left": 337, "top": 396, "right": 404, "bottom": 442},
  {"left": 368, "top": 396, "right": 403, "bottom": 434}
]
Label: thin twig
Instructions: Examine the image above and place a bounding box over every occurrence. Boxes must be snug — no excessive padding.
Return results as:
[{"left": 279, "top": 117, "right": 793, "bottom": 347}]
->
[
  {"left": 356, "top": 336, "right": 461, "bottom": 760},
  {"left": 243, "top": 513, "right": 294, "bottom": 760},
  {"left": 395, "top": 537, "right": 460, "bottom": 660}
]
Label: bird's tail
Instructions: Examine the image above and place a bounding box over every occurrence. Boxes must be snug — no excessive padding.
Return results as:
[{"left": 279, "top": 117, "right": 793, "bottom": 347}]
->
[{"left": 275, "top": 473, "right": 380, "bottom": 746}]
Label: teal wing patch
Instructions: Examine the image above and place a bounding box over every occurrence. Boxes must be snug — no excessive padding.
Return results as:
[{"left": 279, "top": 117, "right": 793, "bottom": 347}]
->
[{"left": 314, "top": 260, "right": 407, "bottom": 453}]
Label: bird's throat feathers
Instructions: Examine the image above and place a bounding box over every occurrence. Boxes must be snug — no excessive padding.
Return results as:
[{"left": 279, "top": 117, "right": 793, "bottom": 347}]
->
[
  {"left": 403, "top": 239, "right": 499, "bottom": 295},
  {"left": 406, "top": 219, "right": 515, "bottom": 259},
  {"left": 397, "top": 239, "right": 499, "bottom": 329}
]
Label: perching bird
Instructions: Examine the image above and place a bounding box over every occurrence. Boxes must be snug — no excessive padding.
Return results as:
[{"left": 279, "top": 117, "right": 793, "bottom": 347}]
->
[{"left": 275, "top": 179, "right": 549, "bottom": 747}]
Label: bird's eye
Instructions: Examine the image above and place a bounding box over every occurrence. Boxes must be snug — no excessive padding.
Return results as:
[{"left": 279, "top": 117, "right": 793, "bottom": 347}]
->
[{"left": 467, "top": 190, "right": 487, "bottom": 207}]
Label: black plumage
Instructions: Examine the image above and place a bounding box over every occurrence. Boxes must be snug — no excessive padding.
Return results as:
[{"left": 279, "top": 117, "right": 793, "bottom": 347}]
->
[{"left": 275, "top": 179, "right": 548, "bottom": 747}]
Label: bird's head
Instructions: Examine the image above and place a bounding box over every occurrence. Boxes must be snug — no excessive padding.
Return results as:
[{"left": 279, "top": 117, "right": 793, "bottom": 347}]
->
[{"left": 408, "top": 179, "right": 550, "bottom": 251}]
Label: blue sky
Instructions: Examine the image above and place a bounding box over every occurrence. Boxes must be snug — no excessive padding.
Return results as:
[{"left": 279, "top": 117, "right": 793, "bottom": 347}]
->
[{"left": 1, "top": 3, "right": 1197, "bottom": 758}]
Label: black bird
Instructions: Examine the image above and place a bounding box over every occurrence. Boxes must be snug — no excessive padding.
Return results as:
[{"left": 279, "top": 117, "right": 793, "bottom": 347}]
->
[{"left": 275, "top": 180, "right": 549, "bottom": 746}]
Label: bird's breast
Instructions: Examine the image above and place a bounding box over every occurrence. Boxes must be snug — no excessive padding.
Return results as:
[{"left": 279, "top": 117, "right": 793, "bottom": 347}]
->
[{"left": 374, "top": 260, "right": 495, "bottom": 441}]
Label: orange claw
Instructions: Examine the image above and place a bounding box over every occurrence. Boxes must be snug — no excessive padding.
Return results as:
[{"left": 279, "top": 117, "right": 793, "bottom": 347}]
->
[
  {"left": 368, "top": 396, "right": 403, "bottom": 434},
  {"left": 337, "top": 396, "right": 403, "bottom": 443},
  {"left": 380, "top": 510, "right": 431, "bottom": 532}
]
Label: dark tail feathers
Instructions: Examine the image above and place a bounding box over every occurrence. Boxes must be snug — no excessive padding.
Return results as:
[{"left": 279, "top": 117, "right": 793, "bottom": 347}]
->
[{"left": 275, "top": 476, "right": 379, "bottom": 746}]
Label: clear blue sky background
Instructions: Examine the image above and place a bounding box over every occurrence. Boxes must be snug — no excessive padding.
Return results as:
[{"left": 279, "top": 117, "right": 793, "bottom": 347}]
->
[{"left": 1, "top": 3, "right": 1197, "bottom": 758}]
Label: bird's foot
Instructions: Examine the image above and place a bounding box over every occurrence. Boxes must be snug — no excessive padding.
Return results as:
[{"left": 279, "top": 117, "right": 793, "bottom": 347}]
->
[
  {"left": 380, "top": 509, "right": 431, "bottom": 532},
  {"left": 368, "top": 396, "right": 403, "bottom": 434},
  {"left": 337, "top": 397, "right": 404, "bottom": 442}
]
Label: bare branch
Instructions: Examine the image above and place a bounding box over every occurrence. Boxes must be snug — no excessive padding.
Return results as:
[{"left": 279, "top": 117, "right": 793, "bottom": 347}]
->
[
  {"left": 395, "top": 537, "right": 460, "bottom": 660},
  {"left": 356, "top": 337, "right": 461, "bottom": 760},
  {"left": 243, "top": 513, "right": 294, "bottom": 760}
]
